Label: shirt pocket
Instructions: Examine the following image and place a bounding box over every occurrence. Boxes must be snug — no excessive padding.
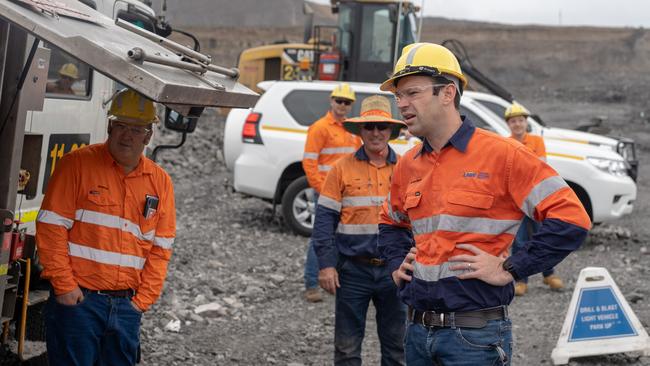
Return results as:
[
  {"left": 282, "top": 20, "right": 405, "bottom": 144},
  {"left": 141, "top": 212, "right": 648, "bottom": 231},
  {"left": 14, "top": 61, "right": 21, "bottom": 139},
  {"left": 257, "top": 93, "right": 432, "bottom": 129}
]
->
[
  {"left": 85, "top": 191, "right": 118, "bottom": 208},
  {"left": 403, "top": 182, "right": 424, "bottom": 215},
  {"left": 138, "top": 209, "right": 159, "bottom": 238},
  {"left": 343, "top": 178, "right": 368, "bottom": 196},
  {"left": 447, "top": 190, "right": 494, "bottom": 212}
]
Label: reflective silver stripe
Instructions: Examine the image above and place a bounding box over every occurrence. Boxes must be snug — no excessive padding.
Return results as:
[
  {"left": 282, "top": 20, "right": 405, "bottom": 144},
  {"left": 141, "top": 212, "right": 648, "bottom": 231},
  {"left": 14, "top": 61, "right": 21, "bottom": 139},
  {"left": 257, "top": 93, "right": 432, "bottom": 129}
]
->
[
  {"left": 540, "top": 156, "right": 547, "bottom": 162},
  {"left": 521, "top": 175, "right": 568, "bottom": 218},
  {"left": 413, "top": 261, "right": 471, "bottom": 282},
  {"left": 303, "top": 152, "right": 319, "bottom": 160},
  {"left": 75, "top": 209, "right": 154, "bottom": 242},
  {"left": 411, "top": 214, "right": 520, "bottom": 236},
  {"left": 336, "top": 223, "right": 378, "bottom": 235},
  {"left": 405, "top": 44, "right": 424, "bottom": 64},
  {"left": 341, "top": 196, "right": 385, "bottom": 207},
  {"left": 386, "top": 192, "right": 403, "bottom": 223},
  {"left": 386, "top": 192, "right": 409, "bottom": 224},
  {"left": 318, "top": 195, "right": 341, "bottom": 212},
  {"left": 37, "top": 210, "right": 74, "bottom": 229},
  {"left": 320, "top": 147, "right": 356, "bottom": 155},
  {"left": 68, "top": 242, "right": 145, "bottom": 269},
  {"left": 154, "top": 236, "right": 174, "bottom": 249},
  {"left": 318, "top": 165, "right": 332, "bottom": 172}
]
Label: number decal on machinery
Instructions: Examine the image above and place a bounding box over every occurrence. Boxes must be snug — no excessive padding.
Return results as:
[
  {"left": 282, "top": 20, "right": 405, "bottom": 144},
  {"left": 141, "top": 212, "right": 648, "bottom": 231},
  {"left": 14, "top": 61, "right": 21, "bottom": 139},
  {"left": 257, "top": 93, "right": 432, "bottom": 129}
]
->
[
  {"left": 283, "top": 64, "right": 296, "bottom": 80},
  {"left": 42, "top": 134, "right": 90, "bottom": 193}
]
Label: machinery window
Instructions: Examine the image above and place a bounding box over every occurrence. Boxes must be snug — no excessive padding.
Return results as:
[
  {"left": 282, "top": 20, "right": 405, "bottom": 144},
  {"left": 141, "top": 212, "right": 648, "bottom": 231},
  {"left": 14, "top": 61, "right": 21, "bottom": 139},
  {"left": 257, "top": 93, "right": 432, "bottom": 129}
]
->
[
  {"left": 284, "top": 90, "right": 400, "bottom": 127},
  {"left": 360, "top": 6, "right": 392, "bottom": 63},
  {"left": 45, "top": 44, "right": 92, "bottom": 99},
  {"left": 338, "top": 6, "right": 353, "bottom": 59}
]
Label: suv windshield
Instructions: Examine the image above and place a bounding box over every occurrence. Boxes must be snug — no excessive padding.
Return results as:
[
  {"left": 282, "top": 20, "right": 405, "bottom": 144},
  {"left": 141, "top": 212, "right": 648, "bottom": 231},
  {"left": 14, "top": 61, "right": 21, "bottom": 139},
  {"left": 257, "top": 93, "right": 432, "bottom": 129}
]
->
[{"left": 283, "top": 90, "right": 400, "bottom": 126}]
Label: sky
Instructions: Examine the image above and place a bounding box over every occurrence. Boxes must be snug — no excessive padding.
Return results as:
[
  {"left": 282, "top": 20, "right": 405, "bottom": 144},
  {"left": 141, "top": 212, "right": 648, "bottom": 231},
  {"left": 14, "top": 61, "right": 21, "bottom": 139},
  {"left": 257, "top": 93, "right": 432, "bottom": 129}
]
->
[{"left": 313, "top": 0, "right": 649, "bottom": 28}]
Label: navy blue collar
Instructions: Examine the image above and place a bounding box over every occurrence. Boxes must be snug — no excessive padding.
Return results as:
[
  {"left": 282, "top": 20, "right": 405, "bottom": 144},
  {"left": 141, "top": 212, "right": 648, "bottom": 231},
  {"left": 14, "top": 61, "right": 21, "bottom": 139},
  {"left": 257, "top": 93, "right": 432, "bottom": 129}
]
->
[
  {"left": 355, "top": 145, "right": 398, "bottom": 164},
  {"left": 418, "top": 116, "right": 476, "bottom": 156}
]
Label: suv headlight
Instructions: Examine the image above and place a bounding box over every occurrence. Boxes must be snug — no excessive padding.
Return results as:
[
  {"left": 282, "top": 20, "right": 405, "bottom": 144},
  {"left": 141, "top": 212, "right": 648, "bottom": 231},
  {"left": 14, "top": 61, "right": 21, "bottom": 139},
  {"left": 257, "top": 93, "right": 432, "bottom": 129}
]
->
[{"left": 586, "top": 157, "right": 629, "bottom": 177}]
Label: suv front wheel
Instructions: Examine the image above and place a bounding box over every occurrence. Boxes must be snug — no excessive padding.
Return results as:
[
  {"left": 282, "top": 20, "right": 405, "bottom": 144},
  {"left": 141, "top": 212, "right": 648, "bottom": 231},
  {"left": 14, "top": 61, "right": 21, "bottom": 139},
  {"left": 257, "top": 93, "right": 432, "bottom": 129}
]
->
[{"left": 281, "top": 176, "right": 315, "bottom": 237}]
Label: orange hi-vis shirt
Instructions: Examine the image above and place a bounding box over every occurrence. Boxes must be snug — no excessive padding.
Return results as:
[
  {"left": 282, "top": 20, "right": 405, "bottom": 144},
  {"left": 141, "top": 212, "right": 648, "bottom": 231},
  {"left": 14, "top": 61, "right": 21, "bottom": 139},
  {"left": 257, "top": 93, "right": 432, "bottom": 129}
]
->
[
  {"left": 379, "top": 118, "right": 591, "bottom": 312},
  {"left": 302, "top": 111, "right": 362, "bottom": 192},
  {"left": 36, "top": 143, "right": 176, "bottom": 311},
  {"left": 313, "top": 147, "right": 399, "bottom": 268},
  {"left": 511, "top": 133, "right": 546, "bottom": 161}
]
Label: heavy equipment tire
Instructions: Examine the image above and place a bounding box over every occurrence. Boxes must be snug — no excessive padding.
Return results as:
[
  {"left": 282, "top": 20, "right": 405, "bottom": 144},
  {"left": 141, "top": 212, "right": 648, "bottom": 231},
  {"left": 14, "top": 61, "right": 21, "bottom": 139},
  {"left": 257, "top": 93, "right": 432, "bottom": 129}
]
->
[{"left": 281, "top": 176, "right": 315, "bottom": 237}]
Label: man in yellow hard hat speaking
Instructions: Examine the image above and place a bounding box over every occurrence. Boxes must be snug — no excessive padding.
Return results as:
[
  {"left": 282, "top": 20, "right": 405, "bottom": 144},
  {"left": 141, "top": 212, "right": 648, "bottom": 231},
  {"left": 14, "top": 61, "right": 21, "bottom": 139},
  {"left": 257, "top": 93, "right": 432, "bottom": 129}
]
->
[
  {"left": 377, "top": 43, "right": 591, "bottom": 365},
  {"left": 37, "top": 89, "right": 176, "bottom": 365}
]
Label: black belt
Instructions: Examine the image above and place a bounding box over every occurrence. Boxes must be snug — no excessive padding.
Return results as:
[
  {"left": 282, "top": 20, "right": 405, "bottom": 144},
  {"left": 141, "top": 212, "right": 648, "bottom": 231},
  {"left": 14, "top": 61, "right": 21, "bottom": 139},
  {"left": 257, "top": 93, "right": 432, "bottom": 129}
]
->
[
  {"left": 348, "top": 256, "right": 385, "bottom": 266},
  {"left": 408, "top": 305, "right": 508, "bottom": 329},
  {"left": 81, "top": 287, "right": 135, "bottom": 298}
]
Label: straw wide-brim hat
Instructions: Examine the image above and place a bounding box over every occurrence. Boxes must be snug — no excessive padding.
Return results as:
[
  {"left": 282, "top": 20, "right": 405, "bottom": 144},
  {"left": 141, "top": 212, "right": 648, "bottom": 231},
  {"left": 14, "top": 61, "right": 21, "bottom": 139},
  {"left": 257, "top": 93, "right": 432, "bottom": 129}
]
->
[{"left": 343, "top": 95, "right": 406, "bottom": 139}]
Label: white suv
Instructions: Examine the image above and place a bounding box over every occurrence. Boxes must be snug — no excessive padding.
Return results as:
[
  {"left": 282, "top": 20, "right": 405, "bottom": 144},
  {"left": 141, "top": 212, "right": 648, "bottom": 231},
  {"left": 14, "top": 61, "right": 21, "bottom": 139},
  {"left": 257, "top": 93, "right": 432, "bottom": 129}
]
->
[{"left": 224, "top": 80, "right": 637, "bottom": 236}]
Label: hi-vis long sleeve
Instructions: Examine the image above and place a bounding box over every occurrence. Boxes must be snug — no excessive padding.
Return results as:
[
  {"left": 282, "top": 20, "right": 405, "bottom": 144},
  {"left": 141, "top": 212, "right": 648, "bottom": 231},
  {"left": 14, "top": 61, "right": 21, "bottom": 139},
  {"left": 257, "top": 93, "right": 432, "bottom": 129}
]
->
[
  {"left": 313, "top": 147, "right": 398, "bottom": 269},
  {"left": 302, "top": 111, "right": 361, "bottom": 193},
  {"left": 36, "top": 143, "right": 176, "bottom": 311},
  {"left": 378, "top": 118, "right": 591, "bottom": 312}
]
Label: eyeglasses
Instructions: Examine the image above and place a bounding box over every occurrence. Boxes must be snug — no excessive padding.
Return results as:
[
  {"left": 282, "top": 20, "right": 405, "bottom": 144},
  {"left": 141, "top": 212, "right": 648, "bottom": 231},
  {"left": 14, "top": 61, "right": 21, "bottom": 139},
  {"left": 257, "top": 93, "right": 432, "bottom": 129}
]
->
[
  {"left": 393, "top": 84, "right": 447, "bottom": 103},
  {"left": 334, "top": 98, "right": 352, "bottom": 106},
  {"left": 111, "top": 121, "right": 152, "bottom": 136},
  {"left": 362, "top": 122, "right": 390, "bottom": 131}
]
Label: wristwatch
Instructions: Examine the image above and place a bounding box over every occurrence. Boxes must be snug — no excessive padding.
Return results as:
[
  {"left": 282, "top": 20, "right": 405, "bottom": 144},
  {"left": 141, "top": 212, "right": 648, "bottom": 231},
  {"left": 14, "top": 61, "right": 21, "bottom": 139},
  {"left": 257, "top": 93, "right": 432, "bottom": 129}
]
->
[{"left": 501, "top": 258, "right": 521, "bottom": 281}]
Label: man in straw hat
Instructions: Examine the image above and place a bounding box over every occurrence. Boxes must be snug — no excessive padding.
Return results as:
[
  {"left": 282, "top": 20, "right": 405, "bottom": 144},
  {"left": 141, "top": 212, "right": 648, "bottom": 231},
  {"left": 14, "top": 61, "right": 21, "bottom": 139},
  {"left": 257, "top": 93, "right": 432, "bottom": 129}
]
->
[
  {"left": 377, "top": 43, "right": 590, "bottom": 365},
  {"left": 37, "top": 89, "right": 176, "bottom": 365},
  {"left": 313, "top": 95, "right": 406, "bottom": 365}
]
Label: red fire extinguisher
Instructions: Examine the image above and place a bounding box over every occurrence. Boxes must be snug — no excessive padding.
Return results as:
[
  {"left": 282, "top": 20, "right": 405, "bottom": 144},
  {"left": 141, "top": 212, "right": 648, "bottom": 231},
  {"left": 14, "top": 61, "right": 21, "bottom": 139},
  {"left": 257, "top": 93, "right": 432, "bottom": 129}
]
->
[
  {"left": 10, "top": 220, "right": 25, "bottom": 261},
  {"left": 318, "top": 51, "right": 340, "bottom": 81}
]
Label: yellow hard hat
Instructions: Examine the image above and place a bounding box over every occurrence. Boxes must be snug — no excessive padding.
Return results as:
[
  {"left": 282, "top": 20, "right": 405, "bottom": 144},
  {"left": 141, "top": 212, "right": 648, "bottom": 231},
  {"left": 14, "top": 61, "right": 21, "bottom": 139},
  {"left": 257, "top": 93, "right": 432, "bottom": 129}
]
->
[
  {"left": 108, "top": 89, "right": 159, "bottom": 125},
  {"left": 58, "top": 63, "right": 79, "bottom": 79},
  {"left": 330, "top": 83, "right": 356, "bottom": 101},
  {"left": 504, "top": 103, "right": 530, "bottom": 120},
  {"left": 380, "top": 43, "right": 467, "bottom": 92}
]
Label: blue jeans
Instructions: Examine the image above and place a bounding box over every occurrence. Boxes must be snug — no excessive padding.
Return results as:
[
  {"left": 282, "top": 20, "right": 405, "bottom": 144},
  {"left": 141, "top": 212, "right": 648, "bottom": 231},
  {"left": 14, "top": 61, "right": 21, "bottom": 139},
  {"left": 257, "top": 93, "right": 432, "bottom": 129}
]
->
[
  {"left": 304, "top": 192, "right": 320, "bottom": 289},
  {"left": 512, "top": 216, "right": 554, "bottom": 283},
  {"left": 335, "top": 259, "right": 406, "bottom": 365},
  {"left": 45, "top": 290, "right": 142, "bottom": 366},
  {"left": 404, "top": 318, "right": 512, "bottom": 365}
]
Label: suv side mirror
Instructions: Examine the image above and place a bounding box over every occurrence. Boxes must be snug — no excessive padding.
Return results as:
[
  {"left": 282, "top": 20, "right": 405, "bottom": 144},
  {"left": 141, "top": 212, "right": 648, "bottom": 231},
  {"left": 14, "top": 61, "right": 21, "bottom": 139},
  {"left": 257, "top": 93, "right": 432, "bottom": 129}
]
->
[{"left": 164, "top": 107, "right": 198, "bottom": 133}]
